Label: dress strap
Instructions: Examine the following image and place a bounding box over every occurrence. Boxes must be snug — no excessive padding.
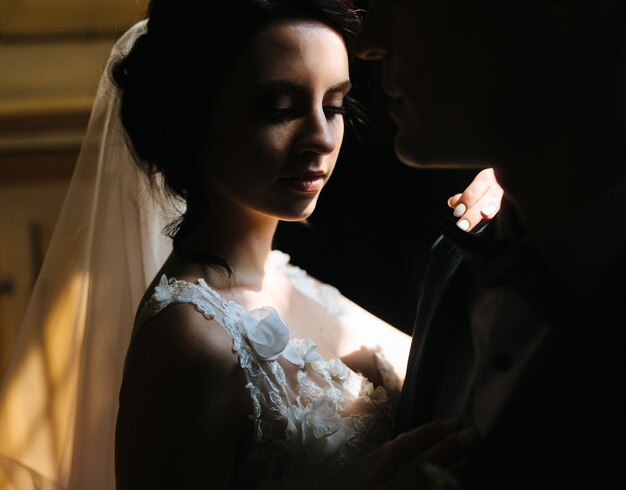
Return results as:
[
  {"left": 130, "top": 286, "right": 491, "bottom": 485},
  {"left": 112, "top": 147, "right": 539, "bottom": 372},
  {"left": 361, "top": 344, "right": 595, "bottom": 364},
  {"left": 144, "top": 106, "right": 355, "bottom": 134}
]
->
[
  {"left": 134, "top": 274, "right": 257, "bottom": 343},
  {"left": 135, "top": 275, "right": 218, "bottom": 330},
  {"left": 133, "top": 274, "right": 285, "bottom": 442}
]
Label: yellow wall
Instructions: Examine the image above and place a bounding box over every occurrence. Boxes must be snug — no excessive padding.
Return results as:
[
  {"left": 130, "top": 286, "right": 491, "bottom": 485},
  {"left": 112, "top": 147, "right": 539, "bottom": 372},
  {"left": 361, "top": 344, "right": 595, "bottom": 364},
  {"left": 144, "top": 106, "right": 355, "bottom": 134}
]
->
[{"left": 0, "top": 0, "right": 148, "bottom": 37}]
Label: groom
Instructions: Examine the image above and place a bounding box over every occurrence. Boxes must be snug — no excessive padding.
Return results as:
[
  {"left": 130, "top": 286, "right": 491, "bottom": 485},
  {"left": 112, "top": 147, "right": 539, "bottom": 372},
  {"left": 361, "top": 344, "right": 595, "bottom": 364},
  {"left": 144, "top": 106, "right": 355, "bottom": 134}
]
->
[{"left": 356, "top": 0, "right": 626, "bottom": 488}]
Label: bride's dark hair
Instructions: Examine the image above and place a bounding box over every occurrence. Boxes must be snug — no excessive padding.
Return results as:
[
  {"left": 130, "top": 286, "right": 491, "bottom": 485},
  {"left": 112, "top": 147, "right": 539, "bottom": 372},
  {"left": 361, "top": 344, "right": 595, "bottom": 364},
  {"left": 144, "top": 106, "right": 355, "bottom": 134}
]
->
[{"left": 111, "top": 0, "right": 362, "bottom": 268}]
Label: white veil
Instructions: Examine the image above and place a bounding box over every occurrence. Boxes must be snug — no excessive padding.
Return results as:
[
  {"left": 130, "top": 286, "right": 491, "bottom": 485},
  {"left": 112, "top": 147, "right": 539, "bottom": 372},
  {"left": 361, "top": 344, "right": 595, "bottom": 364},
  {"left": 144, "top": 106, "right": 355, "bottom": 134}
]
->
[{"left": 0, "top": 20, "right": 176, "bottom": 490}]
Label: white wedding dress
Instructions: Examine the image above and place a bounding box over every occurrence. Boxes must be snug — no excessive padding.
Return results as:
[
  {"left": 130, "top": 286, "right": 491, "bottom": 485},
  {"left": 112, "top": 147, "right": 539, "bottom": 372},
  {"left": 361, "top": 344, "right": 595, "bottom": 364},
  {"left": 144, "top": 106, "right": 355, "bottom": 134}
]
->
[{"left": 130, "top": 250, "right": 399, "bottom": 489}]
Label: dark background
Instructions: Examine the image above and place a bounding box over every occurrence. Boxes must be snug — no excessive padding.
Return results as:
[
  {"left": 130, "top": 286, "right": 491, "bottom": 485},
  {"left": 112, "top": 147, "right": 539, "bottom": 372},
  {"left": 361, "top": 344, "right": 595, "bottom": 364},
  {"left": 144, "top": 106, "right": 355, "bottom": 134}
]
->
[{"left": 273, "top": 58, "right": 477, "bottom": 334}]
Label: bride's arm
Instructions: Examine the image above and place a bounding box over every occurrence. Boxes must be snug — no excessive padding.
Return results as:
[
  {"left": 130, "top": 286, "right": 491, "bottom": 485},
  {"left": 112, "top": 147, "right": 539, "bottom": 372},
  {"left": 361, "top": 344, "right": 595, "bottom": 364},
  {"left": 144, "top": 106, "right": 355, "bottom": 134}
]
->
[
  {"left": 115, "top": 304, "right": 251, "bottom": 489},
  {"left": 336, "top": 297, "right": 411, "bottom": 387}
]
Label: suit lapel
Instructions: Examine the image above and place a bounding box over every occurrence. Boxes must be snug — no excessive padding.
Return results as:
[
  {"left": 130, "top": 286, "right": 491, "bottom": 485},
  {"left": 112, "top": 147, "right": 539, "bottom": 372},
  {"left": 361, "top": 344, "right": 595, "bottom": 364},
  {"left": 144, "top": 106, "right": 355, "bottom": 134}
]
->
[{"left": 395, "top": 235, "right": 466, "bottom": 433}]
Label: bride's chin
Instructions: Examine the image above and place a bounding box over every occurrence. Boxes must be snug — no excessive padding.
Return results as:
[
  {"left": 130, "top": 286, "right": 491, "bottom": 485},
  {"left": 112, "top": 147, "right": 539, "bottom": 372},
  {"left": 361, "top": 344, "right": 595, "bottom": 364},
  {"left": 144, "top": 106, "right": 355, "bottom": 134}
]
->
[
  {"left": 272, "top": 200, "right": 318, "bottom": 222},
  {"left": 282, "top": 211, "right": 314, "bottom": 223}
]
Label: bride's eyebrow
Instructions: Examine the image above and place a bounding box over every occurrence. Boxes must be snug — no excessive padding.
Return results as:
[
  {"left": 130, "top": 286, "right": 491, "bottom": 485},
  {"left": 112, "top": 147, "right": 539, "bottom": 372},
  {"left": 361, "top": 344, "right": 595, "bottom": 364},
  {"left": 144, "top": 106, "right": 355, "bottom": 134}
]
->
[
  {"left": 327, "top": 80, "right": 352, "bottom": 94},
  {"left": 252, "top": 79, "right": 352, "bottom": 95}
]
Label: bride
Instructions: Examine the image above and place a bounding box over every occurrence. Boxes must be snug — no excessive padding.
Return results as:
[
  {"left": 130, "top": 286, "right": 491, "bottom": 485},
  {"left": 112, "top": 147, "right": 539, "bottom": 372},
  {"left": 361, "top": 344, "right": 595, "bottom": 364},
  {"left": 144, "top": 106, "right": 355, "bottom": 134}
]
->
[{"left": 0, "top": 1, "right": 503, "bottom": 489}]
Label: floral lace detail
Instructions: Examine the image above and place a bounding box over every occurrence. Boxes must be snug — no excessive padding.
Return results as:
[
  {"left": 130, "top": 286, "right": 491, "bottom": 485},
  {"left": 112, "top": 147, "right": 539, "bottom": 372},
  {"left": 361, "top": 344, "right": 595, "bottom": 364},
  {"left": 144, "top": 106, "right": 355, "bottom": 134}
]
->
[
  {"left": 136, "top": 251, "right": 396, "bottom": 488},
  {"left": 137, "top": 274, "right": 218, "bottom": 327}
]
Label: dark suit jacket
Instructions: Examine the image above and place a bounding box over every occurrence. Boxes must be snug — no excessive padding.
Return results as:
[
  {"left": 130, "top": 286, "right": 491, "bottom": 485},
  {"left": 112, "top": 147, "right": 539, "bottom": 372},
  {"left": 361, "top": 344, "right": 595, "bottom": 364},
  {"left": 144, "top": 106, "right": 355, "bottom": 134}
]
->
[{"left": 396, "top": 192, "right": 626, "bottom": 489}]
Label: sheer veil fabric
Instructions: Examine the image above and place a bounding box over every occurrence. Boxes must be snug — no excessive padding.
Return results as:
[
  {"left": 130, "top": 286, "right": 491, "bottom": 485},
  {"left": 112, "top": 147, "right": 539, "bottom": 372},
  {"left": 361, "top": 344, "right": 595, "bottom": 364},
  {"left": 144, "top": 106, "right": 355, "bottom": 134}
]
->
[{"left": 0, "top": 20, "right": 176, "bottom": 490}]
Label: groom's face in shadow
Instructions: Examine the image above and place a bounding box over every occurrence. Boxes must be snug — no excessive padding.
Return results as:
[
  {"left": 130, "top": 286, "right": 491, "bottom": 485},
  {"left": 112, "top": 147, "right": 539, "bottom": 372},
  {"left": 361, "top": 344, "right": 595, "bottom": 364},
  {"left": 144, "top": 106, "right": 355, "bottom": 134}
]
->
[{"left": 356, "top": 0, "right": 546, "bottom": 169}]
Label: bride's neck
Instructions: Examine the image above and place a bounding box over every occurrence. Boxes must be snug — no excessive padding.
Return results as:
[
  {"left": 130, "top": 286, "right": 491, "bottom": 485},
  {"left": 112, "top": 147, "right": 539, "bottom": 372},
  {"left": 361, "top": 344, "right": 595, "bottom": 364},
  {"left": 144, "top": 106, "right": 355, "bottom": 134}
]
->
[{"left": 179, "top": 207, "right": 279, "bottom": 291}]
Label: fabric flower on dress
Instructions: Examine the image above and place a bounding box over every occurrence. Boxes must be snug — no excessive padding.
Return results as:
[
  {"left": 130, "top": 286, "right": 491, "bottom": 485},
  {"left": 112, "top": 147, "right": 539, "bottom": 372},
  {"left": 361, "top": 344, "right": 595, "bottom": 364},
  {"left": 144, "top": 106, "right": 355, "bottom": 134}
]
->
[
  {"left": 325, "top": 358, "right": 350, "bottom": 381},
  {"left": 370, "top": 386, "right": 389, "bottom": 407},
  {"left": 281, "top": 338, "right": 323, "bottom": 368},
  {"left": 359, "top": 381, "right": 389, "bottom": 408},
  {"left": 241, "top": 307, "right": 290, "bottom": 360},
  {"left": 153, "top": 274, "right": 171, "bottom": 302},
  {"left": 286, "top": 397, "right": 349, "bottom": 464}
]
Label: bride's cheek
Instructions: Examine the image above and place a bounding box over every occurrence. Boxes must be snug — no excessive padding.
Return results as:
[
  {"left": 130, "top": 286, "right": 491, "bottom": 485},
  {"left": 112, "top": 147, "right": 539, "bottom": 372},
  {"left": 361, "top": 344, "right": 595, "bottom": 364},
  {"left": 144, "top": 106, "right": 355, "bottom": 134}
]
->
[{"left": 255, "top": 126, "right": 296, "bottom": 159}]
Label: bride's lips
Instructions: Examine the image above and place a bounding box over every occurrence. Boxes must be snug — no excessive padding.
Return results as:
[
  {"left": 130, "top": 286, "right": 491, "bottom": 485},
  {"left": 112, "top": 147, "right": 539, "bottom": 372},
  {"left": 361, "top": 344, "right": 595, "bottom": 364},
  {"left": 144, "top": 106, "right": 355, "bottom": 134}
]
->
[{"left": 279, "top": 171, "right": 326, "bottom": 193}]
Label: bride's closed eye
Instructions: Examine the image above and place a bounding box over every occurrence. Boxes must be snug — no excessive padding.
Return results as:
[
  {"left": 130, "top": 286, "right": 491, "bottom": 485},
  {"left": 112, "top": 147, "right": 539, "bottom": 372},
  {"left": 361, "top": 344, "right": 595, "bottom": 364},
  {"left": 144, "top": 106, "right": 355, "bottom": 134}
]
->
[
  {"left": 323, "top": 92, "right": 348, "bottom": 119},
  {"left": 257, "top": 106, "right": 294, "bottom": 124},
  {"left": 250, "top": 97, "right": 347, "bottom": 124},
  {"left": 250, "top": 94, "right": 294, "bottom": 123},
  {"left": 323, "top": 105, "right": 347, "bottom": 119}
]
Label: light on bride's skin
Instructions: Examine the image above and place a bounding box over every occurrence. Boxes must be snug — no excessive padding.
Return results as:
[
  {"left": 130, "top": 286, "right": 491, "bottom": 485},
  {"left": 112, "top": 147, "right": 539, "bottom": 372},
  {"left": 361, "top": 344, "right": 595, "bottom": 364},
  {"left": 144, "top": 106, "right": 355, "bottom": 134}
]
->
[
  {"left": 262, "top": 252, "right": 411, "bottom": 384},
  {"left": 335, "top": 304, "right": 412, "bottom": 385}
]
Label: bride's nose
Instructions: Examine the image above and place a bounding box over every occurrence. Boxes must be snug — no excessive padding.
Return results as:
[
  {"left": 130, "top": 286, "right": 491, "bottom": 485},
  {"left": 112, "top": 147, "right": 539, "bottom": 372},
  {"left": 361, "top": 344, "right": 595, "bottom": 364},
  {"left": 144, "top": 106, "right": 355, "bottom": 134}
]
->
[{"left": 295, "top": 108, "right": 338, "bottom": 155}]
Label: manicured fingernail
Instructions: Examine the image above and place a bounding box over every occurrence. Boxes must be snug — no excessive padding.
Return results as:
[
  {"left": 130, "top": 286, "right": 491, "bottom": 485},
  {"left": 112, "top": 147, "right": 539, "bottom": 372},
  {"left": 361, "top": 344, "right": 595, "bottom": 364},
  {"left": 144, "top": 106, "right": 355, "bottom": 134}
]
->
[
  {"left": 447, "top": 197, "right": 456, "bottom": 208},
  {"left": 442, "top": 417, "right": 461, "bottom": 429},
  {"left": 481, "top": 204, "right": 497, "bottom": 217},
  {"left": 458, "top": 428, "right": 478, "bottom": 445},
  {"left": 457, "top": 219, "right": 470, "bottom": 231},
  {"left": 453, "top": 203, "right": 466, "bottom": 217}
]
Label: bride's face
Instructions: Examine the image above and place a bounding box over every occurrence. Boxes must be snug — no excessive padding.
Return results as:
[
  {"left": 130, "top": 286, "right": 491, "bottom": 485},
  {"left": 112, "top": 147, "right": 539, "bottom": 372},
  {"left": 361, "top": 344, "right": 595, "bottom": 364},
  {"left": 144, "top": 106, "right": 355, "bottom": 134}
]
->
[{"left": 205, "top": 19, "right": 351, "bottom": 222}]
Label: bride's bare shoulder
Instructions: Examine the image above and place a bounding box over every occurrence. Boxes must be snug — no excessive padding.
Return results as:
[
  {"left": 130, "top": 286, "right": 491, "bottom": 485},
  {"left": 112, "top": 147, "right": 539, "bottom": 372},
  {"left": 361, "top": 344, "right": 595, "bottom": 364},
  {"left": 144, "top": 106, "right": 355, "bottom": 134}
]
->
[
  {"left": 116, "top": 302, "right": 251, "bottom": 490},
  {"left": 127, "top": 301, "right": 238, "bottom": 382}
]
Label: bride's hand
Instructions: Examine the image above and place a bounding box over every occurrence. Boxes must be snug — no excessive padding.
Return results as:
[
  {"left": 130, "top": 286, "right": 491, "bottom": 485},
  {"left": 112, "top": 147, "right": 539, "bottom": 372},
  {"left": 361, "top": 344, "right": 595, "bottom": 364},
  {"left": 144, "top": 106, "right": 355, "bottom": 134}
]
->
[{"left": 447, "top": 168, "right": 503, "bottom": 232}]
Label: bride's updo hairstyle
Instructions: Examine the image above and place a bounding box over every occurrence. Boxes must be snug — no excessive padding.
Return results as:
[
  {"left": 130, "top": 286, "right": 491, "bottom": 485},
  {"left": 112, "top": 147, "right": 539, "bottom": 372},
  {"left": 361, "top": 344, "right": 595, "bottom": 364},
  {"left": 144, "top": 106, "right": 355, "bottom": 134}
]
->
[{"left": 111, "top": 0, "right": 361, "bottom": 264}]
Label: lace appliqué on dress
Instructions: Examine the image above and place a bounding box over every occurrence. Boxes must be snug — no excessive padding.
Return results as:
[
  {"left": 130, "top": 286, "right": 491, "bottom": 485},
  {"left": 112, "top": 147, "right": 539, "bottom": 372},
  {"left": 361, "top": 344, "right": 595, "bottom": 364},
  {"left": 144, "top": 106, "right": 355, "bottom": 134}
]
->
[{"left": 136, "top": 252, "right": 396, "bottom": 489}]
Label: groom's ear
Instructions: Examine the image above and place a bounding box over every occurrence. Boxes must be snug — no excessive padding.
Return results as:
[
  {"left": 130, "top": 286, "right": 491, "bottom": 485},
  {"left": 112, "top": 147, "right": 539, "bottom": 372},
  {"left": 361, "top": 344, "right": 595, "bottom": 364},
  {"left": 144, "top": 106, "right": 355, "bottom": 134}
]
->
[{"left": 546, "top": 0, "right": 624, "bottom": 39}]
